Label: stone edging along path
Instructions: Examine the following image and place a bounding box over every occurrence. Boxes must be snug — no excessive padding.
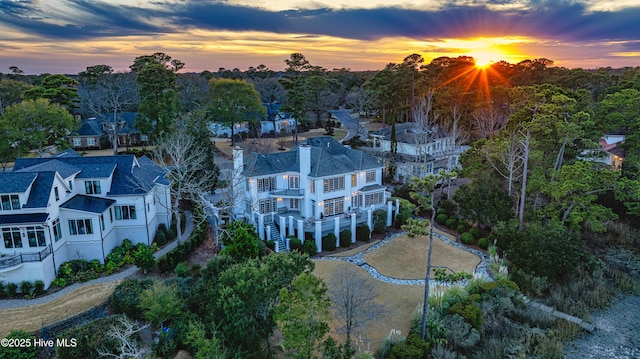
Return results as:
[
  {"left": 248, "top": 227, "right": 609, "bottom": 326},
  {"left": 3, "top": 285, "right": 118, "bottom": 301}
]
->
[{"left": 316, "top": 230, "right": 491, "bottom": 287}]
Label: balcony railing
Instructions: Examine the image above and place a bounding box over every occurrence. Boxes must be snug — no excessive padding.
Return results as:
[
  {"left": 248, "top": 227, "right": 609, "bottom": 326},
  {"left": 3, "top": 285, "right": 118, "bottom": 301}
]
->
[{"left": 0, "top": 245, "right": 52, "bottom": 270}]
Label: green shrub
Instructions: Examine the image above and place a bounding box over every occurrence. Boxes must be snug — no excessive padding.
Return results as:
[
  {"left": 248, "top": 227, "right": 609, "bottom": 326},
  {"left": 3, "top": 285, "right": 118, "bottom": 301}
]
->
[
  {"left": 19, "top": 280, "right": 33, "bottom": 295},
  {"left": 460, "top": 232, "right": 474, "bottom": 245},
  {"left": 5, "top": 282, "right": 17, "bottom": 297},
  {"left": 0, "top": 282, "right": 5, "bottom": 298},
  {"left": 166, "top": 229, "right": 177, "bottom": 241},
  {"left": 439, "top": 199, "right": 456, "bottom": 215},
  {"left": 33, "top": 280, "right": 45, "bottom": 296},
  {"left": 154, "top": 230, "right": 167, "bottom": 246},
  {"left": 157, "top": 222, "right": 208, "bottom": 273},
  {"left": 436, "top": 213, "right": 448, "bottom": 225},
  {"left": 340, "top": 230, "right": 352, "bottom": 248},
  {"left": 158, "top": 223, "right": 168, "bottom": 235},
  {"left": 89, "top": 259, "right": 104, "bottom": 273},
  {"left": 449, "top": 302, "right": 484, "bottom": 331},
  {"left": 356, "top": 224, "right": 371, "bottom": 242},
  {"left": 373, "top": 209, "right": 387, "bottom": 234},
  {"left": 469, "top": 227, "right": 482, "bottom": 239},
  {"left": 394, "top": 199, "right": 414, "bottom": 229},
  {"left": 52, "top": 278, "right": 67, "bottom": 288},
  {"left": 0, "top": 330, "right": 38, "bottom": 359},
  {"left": 445, "top": 218, "right": 458, "bottom": 228},
  {"left": 175, "top": 262, "right": 189, "bottom": 277},
  {"left": 266, "top": 240, "right": 276, "bottom": 251},
  {"left": 134, "top": 244, "right": 155, "bottom": 273},
  {"left": 111, "top": 279, "right": 153, "bottom": 320},
  {"left": 387, "top": 333, "right": 431, "bottom": 359},
  {"left": 289, "top": 237, "right": 302, "bottom": 251},
  {"left": 301, "top": 239, "right": 318, "bottom": 256},
  {"left": 456, "top": 223, "right": 467, "bottom": 233},
  {"left": 323, "top": 233, "right": 337, "bottom": 251},
  {"left": 478, "top": 237, "right": 488, "bottom": 250},
  {"left": 121, "top": 238, "right": 133, "bottom": 252},
  {"left": 477, "top": 279, "right": 520, "bottom": 295},
  {"left": 105, "top": 260, "right": 118, "bottom": 275}
]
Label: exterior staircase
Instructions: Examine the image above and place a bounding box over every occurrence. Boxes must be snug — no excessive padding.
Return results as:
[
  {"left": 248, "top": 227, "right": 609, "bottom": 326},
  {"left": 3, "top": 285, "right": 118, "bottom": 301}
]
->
[{"left": 268, "top": 224, "right": 288, "bottom": 252}]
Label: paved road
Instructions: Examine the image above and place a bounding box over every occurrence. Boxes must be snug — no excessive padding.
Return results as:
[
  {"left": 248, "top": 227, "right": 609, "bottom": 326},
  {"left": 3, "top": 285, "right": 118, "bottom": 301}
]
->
[
  {"left": 329, "top": 110, "right": 368, "bottom": 141},
  {"left": 0, "top": 211, "right": 194, "bottom": 310}
]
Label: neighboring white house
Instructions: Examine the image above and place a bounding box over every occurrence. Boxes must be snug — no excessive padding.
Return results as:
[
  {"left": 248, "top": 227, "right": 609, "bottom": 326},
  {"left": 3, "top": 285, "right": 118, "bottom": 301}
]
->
[
  {"left": 371, "top": 123, "right": 468, "bottom": 181},
  {"left": 0, "top": 149, "right": 171, "bottom": 289},
  {"left": 231, "top": 137, "right": 398, "bottom": 252}
]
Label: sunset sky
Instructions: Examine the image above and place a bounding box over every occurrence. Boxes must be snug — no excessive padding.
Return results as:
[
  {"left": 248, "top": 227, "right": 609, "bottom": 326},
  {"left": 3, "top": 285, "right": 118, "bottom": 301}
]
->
[{"left": 1, "top": 0, "right": 639, "bottom": 74}]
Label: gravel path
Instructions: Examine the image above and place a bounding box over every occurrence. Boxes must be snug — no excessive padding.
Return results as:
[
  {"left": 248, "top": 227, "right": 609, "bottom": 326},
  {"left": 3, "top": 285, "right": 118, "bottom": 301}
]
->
[{"left": 564, "top": 295, "right": 640, "bottom": 358}]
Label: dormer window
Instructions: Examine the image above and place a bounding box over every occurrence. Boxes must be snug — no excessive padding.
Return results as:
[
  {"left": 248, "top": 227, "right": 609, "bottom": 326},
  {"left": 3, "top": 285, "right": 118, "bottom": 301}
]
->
[
  {"left": 54, "top": 187, "right": 60, "bottom": 201},
  {"left": 0, "top": 195, "right": 20, "bottom": 211},
  {"left": 85, "top": 180, "right": 101, "bottom": 195}
]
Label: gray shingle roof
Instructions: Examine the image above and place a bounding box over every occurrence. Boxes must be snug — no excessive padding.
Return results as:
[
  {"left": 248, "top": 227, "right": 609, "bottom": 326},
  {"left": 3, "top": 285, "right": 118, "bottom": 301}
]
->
[
  {"left": 0, "top": 173, "right": 38, "bottom": 193},
  {"left": 22, "top": 172, "right": 56, "bottom": 209},
  {"left": 14, "top": 154, "right": 168, "bottom": 196},
  {"left": 243, "top": 136, "right": 382, "bottom": 178},
  {"left": 74, "top": 119, "right": 106, "bottom": 136},
  {"left": 15, "top": 160, "right": 81, "bottom": 179},
  {"left": 372, "top": 122, "right": 447, "bottom": 144},
  {"left": 60, "top": 195, "right": 115, "bottom": 213},
  {"left": 0, "top": 213, "right": 48, "bottom": 225}
]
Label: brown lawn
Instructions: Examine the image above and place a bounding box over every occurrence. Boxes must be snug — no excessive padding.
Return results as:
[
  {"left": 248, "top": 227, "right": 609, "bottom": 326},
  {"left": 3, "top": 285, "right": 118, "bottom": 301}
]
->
[
  {"left": 364, "top": 229, "right": 480, "bottom": 280},
  {"left": 313, "top": 260, "right": 424, "bottom": 352},
  {"left": 0, "top": 280, "right": 122, "bottom": 338}
]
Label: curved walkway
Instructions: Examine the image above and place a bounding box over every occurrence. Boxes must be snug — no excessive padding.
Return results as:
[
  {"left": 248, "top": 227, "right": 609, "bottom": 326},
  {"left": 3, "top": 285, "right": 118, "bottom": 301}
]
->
[
  {"left": 0, "top": 211, "right": 194, "bottom": 310},
  {"left": 316, "top": 230, "right": 491, "bottom": 286}
]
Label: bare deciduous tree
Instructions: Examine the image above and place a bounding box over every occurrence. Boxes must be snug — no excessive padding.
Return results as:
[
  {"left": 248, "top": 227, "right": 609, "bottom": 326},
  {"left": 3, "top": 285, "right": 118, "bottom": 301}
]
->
[
  {"left": 97, "top": 316, "right": 150, "bottom": 359},
  {"left": 153, "top": 114, "right": 218, "bottom": 241},
  {"left": 328, "top": 266, "right": 386, "bottom": 349}
]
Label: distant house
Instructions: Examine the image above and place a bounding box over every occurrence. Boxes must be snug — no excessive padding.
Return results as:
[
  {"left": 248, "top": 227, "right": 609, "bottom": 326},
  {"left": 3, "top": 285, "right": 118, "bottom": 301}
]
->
[
  {"left": 67, "top": 113, "right": 147, "bottom": 151},
  {"left": 208, "top": 103, "right": 297, "bottom": 138},
  {"left": 231, "top": 137, "right": 398, "bottom": 252},
  {"left": 581, "top": 133, "right": 625, "bottom": 169},
  {"left": 67, "top": 118, "right": 109, "bottom": 150},
  {"left": 0, "top": 149, "right": 171, "bottom": 289},
  {"left": 371, "top": 123, "right": 468, "bottom": 181}
]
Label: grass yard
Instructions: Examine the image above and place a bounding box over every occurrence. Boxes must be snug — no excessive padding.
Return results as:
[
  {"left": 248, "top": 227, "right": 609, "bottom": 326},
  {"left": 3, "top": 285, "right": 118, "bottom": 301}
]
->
[
  {"left": 0, "top": 280, "right": 122, "bottom": 339},
  {"left": 314, "top": 229, "right": 482, "bottom": 351},
  {"left": 313, "top": 260, "right": 424, "bottom": 352},
  {"left": 364, "top": 229, "right": 480, "bottom": 280}
]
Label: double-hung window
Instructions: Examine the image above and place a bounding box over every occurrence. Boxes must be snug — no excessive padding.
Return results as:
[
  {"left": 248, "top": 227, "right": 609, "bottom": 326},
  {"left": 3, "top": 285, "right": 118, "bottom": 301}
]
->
[
  {"left": 27, "top": 226, "right": 46, "bottom": 247},
  {"left": 52, "top": 218, "right": 62, "bottom": 242},
  {"left": 2, "top": 227, "right": 22, "bottom": 248},
  {"left": 85, "top": 180, "right": 101, "bottom": 194},
  {"left": 69, "top": 219, "right": 93, "bottom": 235},
  {"left": 114, "top": 205, "right": 137, "bottom": 220}
]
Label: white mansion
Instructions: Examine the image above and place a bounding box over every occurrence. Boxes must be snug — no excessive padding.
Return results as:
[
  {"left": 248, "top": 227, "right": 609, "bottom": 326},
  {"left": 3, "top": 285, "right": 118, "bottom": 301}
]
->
[
  {"left": 232, "top": 137, "right": 399, "bottom": 252},
  {"left": 0, "top": 150, "right": 171, "bottom": 289}
]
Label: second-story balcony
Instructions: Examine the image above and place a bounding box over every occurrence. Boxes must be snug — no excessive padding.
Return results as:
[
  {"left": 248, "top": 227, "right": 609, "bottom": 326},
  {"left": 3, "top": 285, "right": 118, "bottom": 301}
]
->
[{"left": 270, "top": 189, "right": 305, "bottom": 198}]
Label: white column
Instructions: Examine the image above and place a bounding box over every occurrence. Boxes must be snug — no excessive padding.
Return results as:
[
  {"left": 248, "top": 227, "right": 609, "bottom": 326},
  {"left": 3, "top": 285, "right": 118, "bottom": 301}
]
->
[
  {"left": 258, "top": 214, "right": 265, "bottom": 241},
  {"left": 297, "top": 219, "right": 304, "bottom": 242},
  {"left": 279, "top": 216, "right": 286, "bottom": 241},
  {"left": 350, "top": 213, "right": 356, "bottom": 243},
  {"left": 395, "top": 199, "right": 400, "bottom": 220},
  {"left": 266, "top": 225, "right": 271, "bottom": 241},
  {"left": 334, "top": 217, "right": 340, "bottom": 247},
  {"left": 288, "top": 216, "right": 294, "bottom": 236},
  {"left": 387, "top": 201, "right": 393, "bottom": 227},
  {"left": 367, "top": 208, "right": 373, "bottom": 239},
  {"left": 315, "top": 220, "right": 322, "bottom": 253}
]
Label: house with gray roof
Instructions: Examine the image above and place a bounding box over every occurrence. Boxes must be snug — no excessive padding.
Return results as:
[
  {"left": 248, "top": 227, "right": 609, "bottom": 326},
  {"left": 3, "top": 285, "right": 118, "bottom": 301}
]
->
[
  {"left": 67, "top": 112, "right": 147, "bottom": 151},
  {"left": 232, "top": 137, "right": 397, "bottom": 252},
  {"left": 371, "top": 123, "right": 468, "bottom": 181},
  {"left": 0, "top": 150, "right": 171, "bottom": 289}
]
